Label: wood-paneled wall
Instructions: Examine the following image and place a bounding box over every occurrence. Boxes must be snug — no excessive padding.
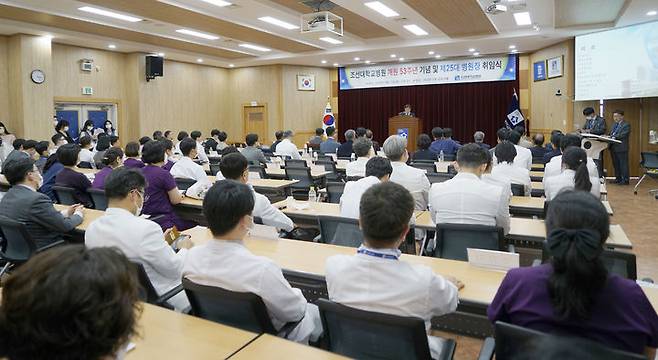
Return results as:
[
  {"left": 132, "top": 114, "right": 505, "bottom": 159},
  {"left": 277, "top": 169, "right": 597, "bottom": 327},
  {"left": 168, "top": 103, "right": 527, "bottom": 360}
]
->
[{"left": 0, "top": 37, "right": 9, "bottom": 125}]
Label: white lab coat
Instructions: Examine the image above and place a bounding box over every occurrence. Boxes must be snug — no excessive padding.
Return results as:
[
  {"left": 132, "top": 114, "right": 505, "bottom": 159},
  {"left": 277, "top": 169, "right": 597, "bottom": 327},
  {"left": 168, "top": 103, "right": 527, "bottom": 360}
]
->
[
  {"left": 251, "top": 185, "right": 294, "bottom": 231},
  {"left": 196, "top": 141, "right": 209, "bottom": 163},
  {"left": 85, "top": 207, "right": 189, "bottom": 311},
  {"left": 544, "top": 169, "right": 601, "bottom": 201},
  {"left": 326, "top": 246, "right": 459, "bottom": 359},
  {"left": 543, "top": 155, "right": 599, "bottom": 181},
  {"left": 182, "top": 239, "right": 322, "bottom": 343},
  {"left": 275, "top": 139, "right": 302, "bottom": 160},
  {"left": 79, "top": 148, "right": 95, "bottom": 165},
  {"left": 345, "top": 157, "right": 369, "bottom": 178},
  {"left": 495, "top": 145, "right": 532, "bottom": 170},
  {"left": 491, "top": 162, "right": 532, "bottom": 196},
  {"left": 170, "top": 157, "right": 210, "bottom": 185},
  {"left": 390, "top": 161, "right": 431, "bottom": 210},
  {"left": 339, "top": 176, "right": 381, "bottom": 219}
]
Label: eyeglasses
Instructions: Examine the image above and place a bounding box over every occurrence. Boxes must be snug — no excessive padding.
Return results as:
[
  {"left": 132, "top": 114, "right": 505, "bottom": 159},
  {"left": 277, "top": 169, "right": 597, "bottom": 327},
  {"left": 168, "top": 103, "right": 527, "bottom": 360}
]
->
[{"left": 133, "top": 189, "right": 149, "bottom": 203}]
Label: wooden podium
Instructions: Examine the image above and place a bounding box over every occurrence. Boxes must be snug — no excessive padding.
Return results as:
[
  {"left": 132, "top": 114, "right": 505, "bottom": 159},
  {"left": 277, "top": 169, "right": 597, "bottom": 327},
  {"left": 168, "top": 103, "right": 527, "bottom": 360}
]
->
[{"left": 389, "top": 115, "right": 423, "bottom": 152}]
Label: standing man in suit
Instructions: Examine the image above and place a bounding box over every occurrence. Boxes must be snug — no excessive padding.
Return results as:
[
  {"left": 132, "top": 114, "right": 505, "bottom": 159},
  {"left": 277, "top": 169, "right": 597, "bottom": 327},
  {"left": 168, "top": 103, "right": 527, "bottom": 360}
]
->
[
  {"left": 399, "top": 104, "right": 415, "bottom": 117},
  {"left": 609, "top": 109, "right": 631, "bottom": 185},
  {"left": 0, "top": 157, "right": 84, "bottom": 249},
  {"left": 581, "top": 107, "right": 607, "bottom": 135}
]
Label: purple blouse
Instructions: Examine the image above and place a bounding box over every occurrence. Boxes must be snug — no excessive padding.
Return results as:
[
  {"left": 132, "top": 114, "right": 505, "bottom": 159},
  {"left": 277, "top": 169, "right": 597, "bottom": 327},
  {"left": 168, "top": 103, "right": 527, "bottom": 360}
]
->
[
  {"left": 488, "top": 264, "right": 658, "bottom": 354},
  {"left": 55, "top": 168, "right": 94, "bottom": 208},
  {"left": 141, "top": 165, "right": 195, "bottom": 231},
  {"left": 91, "top": 166, "right": 113, "bottom": 190},
  {"left": 162, "top": 160, "right": 175, "bottom": 171},
  {"left": 123, "top": 158, "right": 145, "bottom": 169}
]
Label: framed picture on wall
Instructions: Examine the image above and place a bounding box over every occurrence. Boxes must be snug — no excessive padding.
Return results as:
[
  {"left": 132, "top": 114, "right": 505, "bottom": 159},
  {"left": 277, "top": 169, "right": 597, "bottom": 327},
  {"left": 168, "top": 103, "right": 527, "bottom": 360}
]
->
[
  {"left": 547, "top": 56, "right": 563, "bottom": 79},
  {"left": 533, "top": 60, "right": 547, "bottom": 81},
  {"left": 297, "top": 74, "right": 315, "bottom": 91}
]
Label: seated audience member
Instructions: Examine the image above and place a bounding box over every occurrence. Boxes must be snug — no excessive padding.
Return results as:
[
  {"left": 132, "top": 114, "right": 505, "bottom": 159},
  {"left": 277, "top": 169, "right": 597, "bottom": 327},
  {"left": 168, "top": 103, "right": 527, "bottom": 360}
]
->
[
  {"left": 544, "top": 147, "right": 600, "bottom": 200},
  {"left": 327, "top": 181, "right": 460, "bottom": 359},
  {"left": 0, "top": 157, "right": 83, "bottom": 248},
  {"left": 345, "top": 137, "right": 374, "bottom": 178},
  {"left": 340, "top": 157, "right": 392, "bottom": 219},
  {"left": 543, "top": 134, "right": 598, "bottom": 180},
  {"left": 271, "top": 130, "right": 284, "bottom": 153},
  {"left": 78, "top": 136, "right": 94, "bottom": 168},
  {"left": 183, "top": 180, "right": 321, "bottom": 343},
  {"left": 530, "top": 133, "right": 548, "bottom": 161},
  {"left": 490, "top": 127, "right": 510, "bottom": 155},
  {"left": 516, "top": 126, "right": 534, "bottom": 148},
  {"left": 429, "top": 127, "right": 443, "bottom": 153},
  {"left": 481, "top": 149, "right": 512, "bottom": 201},
  {"left": 474, "top": 131, "right": 490, "bottom": 150},
  {"left": 309, "top": 128, "right": 324, "bottom": 145},
  {"left": 355, "top": 127, "right": 367, "bottom": 138},
  {"left": 55, "top": 144, "right": 94, "bottom": 208},
  {"left": 86, "top": 168, "right": 191, "bottom": 311},
  {"left": 365, "top": 129, "right": 380, "bottom": 152},
  {"left": 383, "top": 135, "right": 430, "bottom": 210},
  {"left": 123, "top": 142, "right": 145, "bottom": 169},
  {"left": 219, "top": 153, "right": 294, "bottom": 231},
  {"left": 337, "top": 129, "right": 356, "bottom": 158},
  {"left": 3, "top": 138, "right": 28, "bottom": 168},
  {"left": 174, "top": 131, "right": 189, "bottom": 154},
  {"left": 320, "top": 126, "right": 340, "bottom": 154},
  {"left": 0, "top": 245, "right": 140, "bottom": 360},
  {"left": 488, "top": 190, "right": 658, "bottom": 356},
  {"left": 543, "top": 131, "right": 563, "bottom": 164},
  {"left": 431, "top": 128, "right": 462, "bottom": 156},
  {"left": 161, "top": 138, "right": 176, "bottom": 171},
  {"left": 502, "top": 130, "right": 533, "bottom": 170},
  {"left": 412, "top": 134, "right": 438, "bottom": 161},
  {"left": 429, "top": 144, "right": 510, "bottom": 234},
  {"left": 170, "top": 137, "right": 210, "bottom": 187},
  {"left": 275, "top": 130, "right": 302, "bottom": 160},
  {"left": 215, "top": 130, "right": 228, "bottom": 151},
  {"left": 34, "top": 141, "right": 50, "bottom": 174},
  {"left": 242, "top": 133, "right": 268, "bottom": 165},
  {"left": 141, "top": 140, "right": 194, "bottom": 231},
  {"left": 164, "top": 130, "right": 174, "bottom": 141},
  {"left": 152, "top": 130, "right": 163, "bottom": 141},
  {"left": 109, "top": 135, "right": 120, "bottom": 149},
  {"left": 39, "top": 151, "right": 64, "bottom": 201},
  {"left": 50, "top": 133, "right": 67, "bottom": 154},
  {"left": 93, "top": 135, "right": 111, "bottom": 168},
  {"left": 91, "top": 147, "right": 124, "bottom": 190},
  {"left": 204, "top": 129, "right": 221, "bottom": 153},
  {"left": 139, "top": 136, "right": 151, "bottom": 146},
  {"left": 190, "top": 130, "right": 209, "bottom": 163},
  {"left": 492, "top": 142, "right": 531, "bottom": 196}
]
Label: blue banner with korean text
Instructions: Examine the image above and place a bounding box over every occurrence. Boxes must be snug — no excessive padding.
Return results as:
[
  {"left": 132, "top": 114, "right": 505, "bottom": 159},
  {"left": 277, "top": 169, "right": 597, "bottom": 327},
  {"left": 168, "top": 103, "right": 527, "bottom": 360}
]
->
[{"left": 339, "top": 54, "right": 516, "bottom": 90}]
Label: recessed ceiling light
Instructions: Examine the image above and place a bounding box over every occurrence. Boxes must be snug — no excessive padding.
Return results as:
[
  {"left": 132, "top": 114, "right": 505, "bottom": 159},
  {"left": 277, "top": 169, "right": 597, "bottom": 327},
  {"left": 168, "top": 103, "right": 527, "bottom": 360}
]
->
[
  {"left": 364, "top": 1, "right": 399, "bottom": 17},
  {"left": 197, "top": 58, "right": 203, "bottom": 63},
  {"left": 333, "top": 63, "right": 340, "bottom": 67},
  {"left": 509, "top": 45, "right": 516, "bottom": 49},
  {"left": 513, "top": 12, "right": 532, "bottom": 26},
  {"left": 511, "top": 49, "right": 518, "bottom": 53},
  {"left": 229, "top": 64, "right": 235, "bottom": 67},
  {"left": 647, "top": 10, "right": 657, "bottom": 16},
  {"left": 321, "top": 60, "right": 327, "bottom": 64},
  {"left": 258, "top": 16, "right": 299, "bottom": 30},
  {"left": 78, "top": 6, "right": 142, "bottom": 22},
  {"left": 365, "top": 60, "right": 371, "bottom": 64},
  {"left": 108, "top": 44, "right": 116, "bottom": 49},
  {"left": 239, "top": 43, "right": 271, "bottom": 52},
  {"left": 434, "top": 55, "right": 441, "bottom": 59},
  {"left": 399, "top": 57, "right": 405, "bottom": 61},
  {"left": 42, "top": 34, "right": 54, "bottom": 41},
  {"left": 403, "top": 24, "right": 428, "bottom": 36},
  {"left": 176, "top": 29, "right": 220, "bottom": 40},
  {"left": 390, "top": 54, "right": 397, "bottom": 58},
  {"left": 354, "top": 57, "right": 360, "bottom": 61},
  {"left": 468, "top": 48, "right": 476, "bottom": 52},
  {"left": 428, "top": 51, "right": 435, "bottom": 55},
  {"left": 319, "top": 37, "right": 343, "bottom": 45},
  {"left": 473, "top": 52, "right": 480, "bottom": 56},
  {"left": 200, "top": 0, "right": 232, "bottom": 7},
  {"left": 157, "top": 52, "right": 165, "bottom": 57}
]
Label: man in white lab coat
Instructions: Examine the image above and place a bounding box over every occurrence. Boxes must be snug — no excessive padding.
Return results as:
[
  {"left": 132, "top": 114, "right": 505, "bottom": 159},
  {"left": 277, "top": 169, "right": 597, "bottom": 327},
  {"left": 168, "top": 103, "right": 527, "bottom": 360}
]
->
[
  {"left": 326, "top": 181, "right": 461, "bottom": 359},
  {"left": 190, "top": 130, "right": 209, "bottom": 163},
  {"left": 170, "top": 137, "right": 211, "bottom": 186},
  {"left": 219, "top": 152, "right": 294, "bottom": 232},
  {"left": 85, "top": 168, "right": 192, "bottom": 311},
  {"left": 543, "top": 134, "right": 598, "bottom": 181},
  {"left": 274, "top": 130, "right": 302, "bottom": 160},
  {"left": 493, "top": 129, "right": 532, "bottom": 170},
  {"left": 491, "top": 142, "right": 532, "bottom": 196},
  {"left": 183, "top": 180, "right": 322, "bottom": 343},
  {"left": 340, "top": 156, "right": 392, "bottom": 219},
  {"left": 345, "top": 137, "right": 374, "bottom": 178},
  {"left": 382, "top": 135, "right": 430, "bottom": 211}
]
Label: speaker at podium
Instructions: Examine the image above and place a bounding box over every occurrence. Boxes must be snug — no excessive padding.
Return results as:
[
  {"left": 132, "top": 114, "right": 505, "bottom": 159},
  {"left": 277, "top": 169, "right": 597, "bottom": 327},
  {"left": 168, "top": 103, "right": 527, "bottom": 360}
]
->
[{"left": 389, "top": 115, "right": 423, "bottom": 152}]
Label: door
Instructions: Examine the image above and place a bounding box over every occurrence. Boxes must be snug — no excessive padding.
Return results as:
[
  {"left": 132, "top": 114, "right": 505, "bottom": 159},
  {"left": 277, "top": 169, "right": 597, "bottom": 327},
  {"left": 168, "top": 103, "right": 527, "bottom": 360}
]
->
[
  {"left": 55, "top": 110, "right": 79, "bottom": 140},
  {"left": 88, "top": 110, "right": 108, "bottom": 130},
  {"left": 243, "top": 105, "right": 268, "bottom": 144},
  {"left": 54, "top": 103, "right": 118, "bottom": 139}
]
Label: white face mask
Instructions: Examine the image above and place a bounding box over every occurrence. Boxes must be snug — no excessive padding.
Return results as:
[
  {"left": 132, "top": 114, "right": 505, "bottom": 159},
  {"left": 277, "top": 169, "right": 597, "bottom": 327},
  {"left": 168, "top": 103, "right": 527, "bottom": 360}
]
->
[
  {"left": 32, "top": 171, "right": 43, "bottom": 188},
  {"left": 0, "top": 127, "right": 5, "bottom": 134},
  {"left": 63, "top": 127, "right": 69, "bottom": 132},
  {"left": 87, "top": 126, "right": 93, "bottom": 131},
  {"left": 53, "top": 120, "right": 58, "bottom": 127},
  {"left": 106, "top": 124, "right": 112, "bottom": 129}
]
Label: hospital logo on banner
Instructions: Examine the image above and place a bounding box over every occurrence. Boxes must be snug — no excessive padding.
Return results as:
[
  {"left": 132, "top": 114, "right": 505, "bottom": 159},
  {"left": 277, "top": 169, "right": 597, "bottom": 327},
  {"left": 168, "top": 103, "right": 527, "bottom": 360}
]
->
[{"left": 397, "top": 128, "right": 409, "bottom": 138}]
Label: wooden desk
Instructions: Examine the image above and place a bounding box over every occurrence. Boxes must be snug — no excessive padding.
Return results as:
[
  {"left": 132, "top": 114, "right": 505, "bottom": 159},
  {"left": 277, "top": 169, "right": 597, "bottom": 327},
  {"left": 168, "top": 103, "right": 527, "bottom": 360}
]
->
[
  {"left": 509, "top": 196, "right": 546, "bottom": 217},
  {"left": 531, "top": 182, "right": 543, "bottom": 191},
  {"left": 531, "top": 163, "right": 545, "bottom": 171},
  {"left": 335, "top": 159, "right": 349, "bottom": 171},
  {"left": 434, "top": 161, "right": 454, "bottom": 174},
  {"left": 53, "top": 204, "right": 104, "bottom": 232},
  {"left": 128, "top": 303, "right": 258, "bottom": 359},
  {"left": 0, "top": 168, "right": 98, "bottom": 188},
  {"left": 274, "top": 200, "right": 340, "bottom": 220},
  {"left": 250, "top": 179, "right": 299, "bottom": 191},
  {"left": 232, "top": 334, "right": 347, "bottom": 360},
  {"left": 265, "top": 168, "right": 330, "bottom": 180}
]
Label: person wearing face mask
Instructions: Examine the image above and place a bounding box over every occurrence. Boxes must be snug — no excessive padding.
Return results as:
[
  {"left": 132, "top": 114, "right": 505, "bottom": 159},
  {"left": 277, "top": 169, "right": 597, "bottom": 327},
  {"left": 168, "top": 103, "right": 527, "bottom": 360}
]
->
[
  {"left": 55, "top": 120, "right": 74, "bottom": 144},
  {"left": 79, "top": 120, "right": 96, "bottom": 142},
  {"left": 54, "top": 144, "right": 94, "bottom": 208},
  {"left": 86, "top": 167, "right": 192, "bottom": 311},
  {"left": 580, "top": 107, "right": 606, "bottom": 135},
  {"left": 91, "top": 147, "right": 124, "bottom": 190},
  {"left": 0, "top": 157, "right": 83, "bottom": 249},
  {"left": 0, "top": 121, "right": 16, "bottom": 162},
  {"left": 103, "top": 120, "right": 116, "bottom": 136}
]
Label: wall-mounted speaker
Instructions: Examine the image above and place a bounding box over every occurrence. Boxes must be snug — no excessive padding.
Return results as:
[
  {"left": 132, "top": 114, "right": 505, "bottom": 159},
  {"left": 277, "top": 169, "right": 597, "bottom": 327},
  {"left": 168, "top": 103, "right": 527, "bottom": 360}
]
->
[{"left": 146, "top": 56, "right": 164, "bottom": 82}]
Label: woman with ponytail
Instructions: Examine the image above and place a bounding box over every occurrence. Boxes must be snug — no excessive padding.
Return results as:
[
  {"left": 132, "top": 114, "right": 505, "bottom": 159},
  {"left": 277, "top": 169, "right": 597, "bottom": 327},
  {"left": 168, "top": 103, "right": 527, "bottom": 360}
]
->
[
  {"left": 488, "top": 190, "right": 658, "bottom": 356},
  {"left": 544, "top": 147, "right": 600, "bottom": 200},
  {"left": 91, "top": 147, "right": 124, "bottom": 190}
]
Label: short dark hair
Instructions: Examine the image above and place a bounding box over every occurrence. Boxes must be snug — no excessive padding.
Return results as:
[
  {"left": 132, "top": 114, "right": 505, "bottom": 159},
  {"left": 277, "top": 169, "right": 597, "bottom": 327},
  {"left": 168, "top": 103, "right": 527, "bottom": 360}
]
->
[
  {"left": 356, "top": 127, "right": 367, "bottom": 137},
  {"left": 138, "top": 136, "right": 151, "bottom": 146},
  {"left": 190, "top": 131, "right": 202, "bottom": 140},
  {"left": 109, "top": 136, "right": 119, "bottom": 146},
  {"left": 152, "top": 130, "right": 163, "bottom": 140},
  {"left": 0, "top": 245, "right": 140, "bottom": 360},
  {"left": 443, "top": 128, "right": 453, "bottom": 138},
  {"left": 315, "top": 128, "right": 324, "bottom": 136},
  {"left": 12, "top": 138, "right": 25, "bottom": 150},
  {"left": 180, "top": 138, "right": 197, "bottom": 157},
  {"left": 416, "top": 133, "right": 431, "bottom": 150},
  {"left": 221, "top": 146, "right": 240, "bottom": 156},
  {"left": 219, "top": 153, "right": 248, "bottom": 180},
  {"left": 177, "top": 131, "right": 189, "bottom": 141},
  {"left": 508, "top": 130, "right": 521, "bottom": 145},
  {"left": 217, "top": 131, "right": 228, "bottom": 142},
  {"left": 494, "top": 141, "right": 517, "bottom": 163},
  {"left": 161, "top": 138, "right": 173, "bottom": 151},
  {"left": 551, "top": 132, "right": 564, "bottom": 148},
  {"left": 431, "top": 127, "right": 443, "bottom": 139},
  {"left": 352, "top": 137, "right": 373, "bottom": 157},
  {"left": 560, "top": 134, "right": 581, "bottom": 152},
  {"left": 211, "top": 129, "right": 220, "bottom": 137},
  {"left": 55, "top": 120, "right": 69, "bottom": 132},
  {"left": 4, "top": 157, "right": 36, "bottom": 185},
  {"left": 164, "top": 130, "right": 172, "bottom": 138},
  {"left": 79, "top": 136, "right": 92, "bottom": 149},
  {"left": 533, "top": 133, "right": 545, "bottom": 146},
  {"left": 35, "top": 141, "right": 49, "bottom": 156},
  {"left": 125, "top": 141, "right": 140, "bottom": 157},
  {"left": 51, "top": 134, "right": 65, "bottom": 145},
  {"left": 57, "top": 143, "right": 81, "bottom": 166},
  {"left": 582, "top": 107, "right": 595, "bottom": 116},
  {"left": 203, "top": 180, "right": 254, "bottom": 236},
  {"left": 245, "top": 133, "right": 259, "bottom": 147},
  {"left": 613, "top": 109, "right": 624, "bottom": 116},
  {"left": 105, "top": 168, "right": 146, "bottom": 199},
  {"left": 365, "top": 129, "right": 374, "bottom": 139},
  {"left": 141, "top": 140, "right": 166, "bottom": 164},
  {"left": 365, "top": 157, "right": 392, "bottom": 179},
  {"left": 325, "top": 127, "right": 336, "bottom": 137},
  {"left": 513, "top": 125, "right": 525, "bottom": 135},
  {"left": 22, "top": 140, "right": 37, "bottom": 150},
  {"left": 497, "top": 128, "right": 510, "bottom": 141},
  {"left": 456, "top": 143, "right": 488, "bottom": 168},
  {"left": 551, "top": 129, "right": 563, "bottom": 136},
  {"left": 274, "top": 130, "right": 284, "bottom": 140},
  {"left": 360, "top": 182, "right": 414, "bottom": 246},
  {"left": 102, "top": 147, "right": 124, "bottom": 166}
]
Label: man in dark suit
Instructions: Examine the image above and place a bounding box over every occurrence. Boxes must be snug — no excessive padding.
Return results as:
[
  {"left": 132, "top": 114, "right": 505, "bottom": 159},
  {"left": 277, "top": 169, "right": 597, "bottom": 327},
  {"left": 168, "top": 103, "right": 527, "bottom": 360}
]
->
[
  {"left": 609, "top": 109, "right": 631, "bottom": 185},
  {"left": 337, "top": 129, "right": 356, "bottom": 158},
  {"left": 473, "top": 131, "right": 490, "bottom": 150},
  {"left": 398, "top": 104, "right": 415, "bottom": 117},
  {"left": 0, "top": 157, "right": 84, "bottom": 249},
  {"left": 581, "top": 107, "right": 607, "bottom": 135},
  {"left": 530, "top": 134, "right": 547, "bottom": 161}
]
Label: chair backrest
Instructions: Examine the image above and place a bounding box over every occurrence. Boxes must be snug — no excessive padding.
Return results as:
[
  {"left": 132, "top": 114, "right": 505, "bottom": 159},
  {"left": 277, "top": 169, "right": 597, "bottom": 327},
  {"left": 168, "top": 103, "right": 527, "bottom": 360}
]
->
[
  {"left": 315, "top": 159, "right": 338, "bottom": 173},
  {"left": 346, "top": 176, "right": 363, "bottom": 182},
  {"left": 426, "top": 173, "right": 453, "bottom": 184},
  {"left": 318, "top": 215, "right": 363, "bottom": 247},
  {"left": 248, "top": 165, "right": 267, "bottom": 179},
  {"left": 0, "top": 215, "right": 37, "bottom": 262},
  {"left": 325, "top": 181, "right": 346, "bottom": 204},
  {"left": 317, "top": 154, "right": 334, "bottom": 162},
  {"left": 601, "top": 250, "right": 637, "bottom": 280},
  {"left": 182, "top": 278, "right": 277, "bottom": 334},
  {"left": 133, "top": 262, "right": 162, "bottom": 304},
  {"left": 641, "top": 151, "right": 658, "bottom": 169},
  {"left": 510, "top": 183, "right": 525, "bottom": 196},
  {"left": 317, "top": 299, "right": 432, "bottom": 360},
  {"left": 410, "top": 162, "right": 436, "bottom": 174},
  {"left": 285, "top": 159, "right": 308, "bottom": 168},
  {"left": 494, "top": 321, "right": 646, "bottom": 360},
  {"left": 434, "top": 223, "right": 505, "bottom": 261},
  {"left": 209, "top": 163, "right": 221, "bottom": 176},
  {"left": 443, "top": 154, "right": 456, "bottom": 162},
  {"left": 87, "top": 188, "right": 109, "bottom": 211},
  {"left": 52, "top": 185, "right": 77, "bottom": 205},
  {"left": 174, "top": 178, "right": 196, "bottom": 191},
  {"left": 77, "top": 161, "right": 93, "bottom": 169},
  {"left": 285, "top": 167, "right": 313, "bottom": 188}
]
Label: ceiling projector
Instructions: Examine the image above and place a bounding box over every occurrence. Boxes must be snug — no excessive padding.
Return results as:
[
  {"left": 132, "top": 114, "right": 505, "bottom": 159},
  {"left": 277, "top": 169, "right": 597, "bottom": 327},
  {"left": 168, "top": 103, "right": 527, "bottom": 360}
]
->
[{"left": 486, "top": 0, "right": 508, "bottom": 15}]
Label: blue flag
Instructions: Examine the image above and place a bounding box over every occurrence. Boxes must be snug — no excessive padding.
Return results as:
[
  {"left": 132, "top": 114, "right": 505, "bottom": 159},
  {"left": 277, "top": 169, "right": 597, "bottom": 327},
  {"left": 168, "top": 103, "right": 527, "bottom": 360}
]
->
[{"left": 506, "top": 90, "right": 525, "bottom": 129}]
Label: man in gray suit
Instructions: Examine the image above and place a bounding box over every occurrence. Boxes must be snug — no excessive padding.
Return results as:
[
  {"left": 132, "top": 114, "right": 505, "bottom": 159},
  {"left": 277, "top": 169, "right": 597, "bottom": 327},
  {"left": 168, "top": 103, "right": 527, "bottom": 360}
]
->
[
  {"left": 242, "top": 133, "right": 267, "bottom": 165},
  {"left": 0, "top": 157, "right": 84, "bottom": 249},
  {"left": 609, "top": 109, "right": 631, "bottom": 185},
  {"left": 581, "top": 107, "right": 607, "bottom": 135}
]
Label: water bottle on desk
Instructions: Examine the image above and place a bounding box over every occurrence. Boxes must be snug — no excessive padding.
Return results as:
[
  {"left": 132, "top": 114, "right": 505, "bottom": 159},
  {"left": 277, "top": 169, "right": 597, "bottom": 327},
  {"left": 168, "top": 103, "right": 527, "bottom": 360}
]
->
[
  {"left": 350, "top": 153, "right": 356, "bottom": 161},
  {"left": 308, "top": 187, "right": 317, "bottom": 202},
  {"left": 439, "top": 150, "right": 445, "bottom": 162}
]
